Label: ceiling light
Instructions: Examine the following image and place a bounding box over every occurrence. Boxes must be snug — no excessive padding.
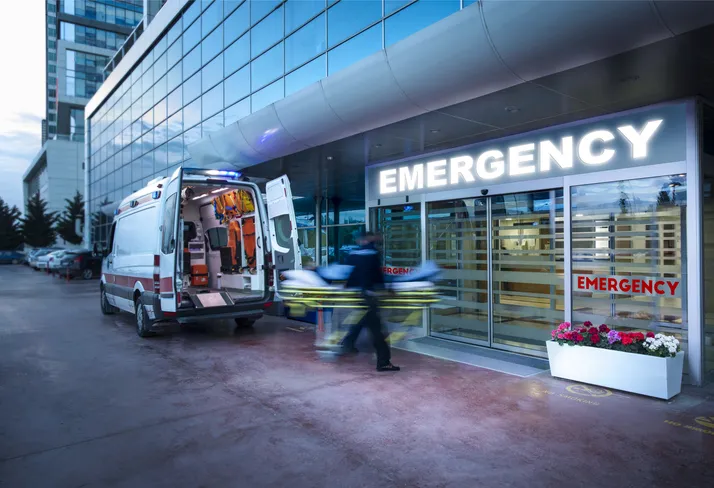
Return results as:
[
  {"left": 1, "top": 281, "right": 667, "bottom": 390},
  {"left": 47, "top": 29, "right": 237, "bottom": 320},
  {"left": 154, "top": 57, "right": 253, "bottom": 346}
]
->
[
  {"left": 326, "top": 156, "right": 333, "bottom": 161},
  {"left": 504, "top": 106, "right": 520, "bottom": 113},
  {"left": 374, "top": 144, "right": 382, "bottom": 148},
  {"left": 192, "top": 193, "right": 209, "bottom": 200},
  {"left": 430, "top": 129, "right": 440, "bottom": 134},
  {"left": 292, "top": 196, "right": 305, "bottom": 200},
  {"left": 576, "top": 213, "right": 584, "bottom": 217},
  {"left": 211, "top": 188, "right": 228, "bottom": 194}
]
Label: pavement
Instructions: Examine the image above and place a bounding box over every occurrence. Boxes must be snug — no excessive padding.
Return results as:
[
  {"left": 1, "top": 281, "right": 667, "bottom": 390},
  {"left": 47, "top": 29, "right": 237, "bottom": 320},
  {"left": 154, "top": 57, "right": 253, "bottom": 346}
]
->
[{"left": 0, "top": 265, "right": 713, "bottom": 488}]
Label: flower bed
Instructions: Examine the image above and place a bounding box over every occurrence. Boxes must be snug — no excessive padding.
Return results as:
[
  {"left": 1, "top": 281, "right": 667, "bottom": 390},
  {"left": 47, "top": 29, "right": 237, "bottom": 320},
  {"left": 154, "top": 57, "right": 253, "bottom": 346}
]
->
[
  {"left": 546, "top": 322, "right": 684, "bottom": 399},
  {"left": 551, "top": 321, "right": 680, "bottom": 357}
]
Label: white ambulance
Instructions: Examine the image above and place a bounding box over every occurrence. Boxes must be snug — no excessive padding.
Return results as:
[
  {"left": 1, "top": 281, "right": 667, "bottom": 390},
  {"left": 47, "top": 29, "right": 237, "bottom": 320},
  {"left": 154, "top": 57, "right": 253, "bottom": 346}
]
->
[{"left": 98, "top": 167, "right": 301, "bottom": 337}]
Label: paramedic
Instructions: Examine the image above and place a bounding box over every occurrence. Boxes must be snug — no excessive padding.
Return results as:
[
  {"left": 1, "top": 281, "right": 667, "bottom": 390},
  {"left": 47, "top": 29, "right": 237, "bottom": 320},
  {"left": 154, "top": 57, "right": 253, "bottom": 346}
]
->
[{"left": 341, "top": 232, "right": 400, "bottom": 372}]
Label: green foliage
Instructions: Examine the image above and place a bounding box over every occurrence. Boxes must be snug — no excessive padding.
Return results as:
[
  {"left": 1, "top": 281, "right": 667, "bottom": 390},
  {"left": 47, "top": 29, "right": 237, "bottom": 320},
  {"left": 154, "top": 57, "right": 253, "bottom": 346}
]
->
[
  {"left": 55, "top": 191, "right": 85, "bottom": 245},
  {"left": 21, "top": 193, "right": 57, "bottom": 248},
  {"left": 0, "top": 197, "right": 23, "bottom": 250}
]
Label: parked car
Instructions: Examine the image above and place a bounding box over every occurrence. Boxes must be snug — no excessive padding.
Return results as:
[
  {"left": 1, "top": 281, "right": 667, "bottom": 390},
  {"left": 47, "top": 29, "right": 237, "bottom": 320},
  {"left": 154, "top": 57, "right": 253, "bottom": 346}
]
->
[
  {"left": 59, "top": 249, "right": 101, "bottom": 280},
  {"left": 0, "top": 250, "right": 24, "bottom": 265},
  {"left": 29, "top": 249, "right": 58, "bottom": 269},
  {"left": 37, "top": 250, "right": 64, "bottom": 271},
  {"left": 48, "top": 251, "right": 68, "bottom": 274}
]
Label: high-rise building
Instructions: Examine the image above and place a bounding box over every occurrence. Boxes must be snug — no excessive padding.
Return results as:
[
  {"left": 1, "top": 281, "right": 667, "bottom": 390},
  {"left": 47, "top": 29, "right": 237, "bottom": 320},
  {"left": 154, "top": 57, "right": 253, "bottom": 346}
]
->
[
  {"left": 84, "top": 1, "right": 714, "bottom": 383},
  {"left": 24, "top": 0, "right": 144, "bottom": 234}
]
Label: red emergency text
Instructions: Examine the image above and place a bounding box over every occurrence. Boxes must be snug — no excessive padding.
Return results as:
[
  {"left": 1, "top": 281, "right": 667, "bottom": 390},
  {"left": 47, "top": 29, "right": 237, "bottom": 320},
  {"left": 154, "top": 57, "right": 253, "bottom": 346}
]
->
[
  {"left": 575, "top": 275, "right": 681, "bottom": 297},
  {"left": 383, "top": 267, "right": 414, "bottom": 276}
]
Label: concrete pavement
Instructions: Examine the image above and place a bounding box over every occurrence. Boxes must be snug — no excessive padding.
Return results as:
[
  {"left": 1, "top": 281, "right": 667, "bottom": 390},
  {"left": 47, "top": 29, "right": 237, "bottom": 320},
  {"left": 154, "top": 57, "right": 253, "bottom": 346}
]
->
[{"left": 0, "top": 265, "right": 713, "bottom": 487}]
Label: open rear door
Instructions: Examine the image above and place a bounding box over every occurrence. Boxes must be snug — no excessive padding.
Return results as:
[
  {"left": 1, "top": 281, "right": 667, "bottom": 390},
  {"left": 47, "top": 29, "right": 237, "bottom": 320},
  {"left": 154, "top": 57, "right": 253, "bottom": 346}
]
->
[
  {"left": 265, "top": 175, "right": 302, "bottom": 291},
  {"left": 158, "top": 167, "right": 182, "bottom": 315}
]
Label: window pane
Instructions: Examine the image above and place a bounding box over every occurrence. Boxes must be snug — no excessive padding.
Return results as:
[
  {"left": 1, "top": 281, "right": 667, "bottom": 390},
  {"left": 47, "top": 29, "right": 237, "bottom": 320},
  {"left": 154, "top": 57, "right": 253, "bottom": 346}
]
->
[
  {"left": 572, "top": 176, "right": 687, "bottom": 332},
  {"left": 153, "top": 74, "right": 168, "bottom": 103},
  {"left": 154, "top": 120, "right": 168, "bottom": 147},
  {"left": 285, "top": 14, "right": 326, "bottom": 71},
  {"left": 183, "top": 1, "right": 202, "bottom": 27},
  {"left": 251, "top": 42, "right": 284, "bottom": 90},
  {"left": 202, "top": 111, "right": 224, "bottom": 135},
  {"left": 224, "top": 34, "right": 250, "bottom": 77},
  {"left": 224, "top": 98, "right": 250, "bottom": 125},
  {"left": 251, "top": 5, "right": 284, "bottom": 57},
  {"left": 225, "top": 65, "right": 250, "bottom": 107},
  {"left": 167, "top": 87, "right": 182, "bottom": 116},
  {"left": 167, "top": 110, "right": 183, "bottom": 140},
  {"left": 385, "top": 0, "right": 411, "bottom": 15},
  {"left": 201, "top": 53, "right": 223, "bottom": 92},
  {"left": 286, "top": 0, "right": 325, "bottom": 33},
  {"left": 167, "top": 18, "right": 182, "bottom": 46},
  {"left": 153, "top": 52, "right": 167, "bottom": 81},
  {"left": 167, "top": 36, "right": 182, "bottom": 68},
  {"left": 224, "top": 1, "right": 249, "bottom": 46},
  {"left": 202, "top": 82, "right": 223, "bottom": 120},
  {"left": 183, "top": 45, "right": 201, "bottom": 79},
  {"left": 252, "top": 0, "right": 281, "bottom": 24},
  {"left": 168, "top": 136, "right": 183, "bottom": 165},
  {"left": 327, "top": 0, "right": 381, "bottom": 48},
  {"left": 154, "top": 98, "right": 167, "bottom": 124},
  {"left": 385, "top": 0, "right": 459, "bottom": 47},
  {"left": 183, "top": 97, "right": 201, "bottom": 129},
  {"left": 183, "top": 18, "right": 200, "bottom": 55},
  {"left": 184, "top": 71, "right": 202, "bottom": 104},
  {"left": 202, "top": 24, "right": 223, "bottom": 64},
  {"left": 328, "top": 23, "right": 381, "bottom": 75},
  {"left": 286, "top": 55, "right": 325, "bottom": 96},
  {"left": 167, "top": 62, "right": 182, "bottom": 92},
  {"left": 251, "top": 78, "right": 284, "bottom": 112},
  {"left": 201, "top": 0, "right": 223, "bottom": 37}
]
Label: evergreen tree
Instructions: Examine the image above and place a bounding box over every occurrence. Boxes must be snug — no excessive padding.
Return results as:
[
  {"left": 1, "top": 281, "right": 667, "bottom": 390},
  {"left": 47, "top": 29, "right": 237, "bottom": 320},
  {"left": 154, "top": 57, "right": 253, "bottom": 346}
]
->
[
  {"left": 21, "top": 193, "right": 57, "bottom": 248},
  {"left": 91, "top": 198, "right": 112, "bottom": 245},
  {"left": 55, "top": 191, "right": 85, "bottom": 245},
  {"left": 0, "top": 197, "right": 23, "bottom": 250}
]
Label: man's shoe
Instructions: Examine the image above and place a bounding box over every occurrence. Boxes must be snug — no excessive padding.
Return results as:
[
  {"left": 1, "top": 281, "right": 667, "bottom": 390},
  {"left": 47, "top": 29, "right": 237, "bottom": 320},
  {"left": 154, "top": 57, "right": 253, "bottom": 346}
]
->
[{"left": 376, "top": 362, "right": 400, "bottom": 372}]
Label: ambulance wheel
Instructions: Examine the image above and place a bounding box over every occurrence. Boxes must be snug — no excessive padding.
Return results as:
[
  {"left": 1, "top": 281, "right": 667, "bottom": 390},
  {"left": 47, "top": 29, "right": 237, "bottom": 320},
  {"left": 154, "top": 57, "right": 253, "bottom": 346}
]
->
[
  {"left": 100, "top": 287, "right": 117, "bottom": 315},
  {"left": 234, "top": 318, "right": 255, "bottom": 330},
  {"left": 135, "top": 300, "right": 156, "bottom": 338}
]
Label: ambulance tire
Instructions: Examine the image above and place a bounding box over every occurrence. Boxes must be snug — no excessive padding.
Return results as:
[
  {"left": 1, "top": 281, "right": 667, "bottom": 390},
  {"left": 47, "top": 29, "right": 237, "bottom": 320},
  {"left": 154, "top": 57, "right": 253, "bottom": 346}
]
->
[
  {"left": 100, "top": 287, "right": 118, "bottom": 315},
  {"left": 135, "top": 300, "right": 156, "bottom": 338},
  {"left": 234, "top": 318, "right": 256, "bottom": 330}
]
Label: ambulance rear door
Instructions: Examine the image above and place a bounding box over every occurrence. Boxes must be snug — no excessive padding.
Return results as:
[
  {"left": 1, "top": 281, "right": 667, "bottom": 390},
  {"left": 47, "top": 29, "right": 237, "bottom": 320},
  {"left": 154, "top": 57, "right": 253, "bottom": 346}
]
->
[{"left": 265, "top": 175, "right": 302, "bottom": 291}]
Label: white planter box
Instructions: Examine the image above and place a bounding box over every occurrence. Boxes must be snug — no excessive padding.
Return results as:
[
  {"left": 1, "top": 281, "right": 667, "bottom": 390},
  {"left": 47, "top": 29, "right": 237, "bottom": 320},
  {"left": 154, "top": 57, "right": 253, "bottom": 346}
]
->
[{"left": 546, "top": 341, "right": 684, "bottom": 400}]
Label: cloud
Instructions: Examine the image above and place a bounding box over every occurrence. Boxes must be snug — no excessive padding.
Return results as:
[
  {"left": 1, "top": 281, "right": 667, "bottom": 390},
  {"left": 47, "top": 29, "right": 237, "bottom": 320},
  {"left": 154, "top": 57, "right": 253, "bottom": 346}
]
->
[{"left": 0, "top": 112, "right": 43, "bottom": 211}]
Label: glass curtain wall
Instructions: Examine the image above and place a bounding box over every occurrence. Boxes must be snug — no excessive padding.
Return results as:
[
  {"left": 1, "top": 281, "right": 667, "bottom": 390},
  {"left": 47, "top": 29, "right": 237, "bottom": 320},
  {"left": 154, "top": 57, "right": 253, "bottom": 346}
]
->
[
  {"left": 88, "top": 0, "right": 473, "bottom": 245},
  {"left": 703, "top": 104, "right": 714, "bottom": 380},
  {"left": 571, "top": 175, "right": 688, "bottom": 351}
]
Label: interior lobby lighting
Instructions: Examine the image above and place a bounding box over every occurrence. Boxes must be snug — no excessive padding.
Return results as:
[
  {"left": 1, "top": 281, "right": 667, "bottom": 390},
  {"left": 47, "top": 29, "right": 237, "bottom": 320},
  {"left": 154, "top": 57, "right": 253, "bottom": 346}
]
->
[
  {"left": 192, "top": 193, "right": 209, "bottom": 200},
  {"left": 211, "top": 188, "right": 228, "bottom": 194}
]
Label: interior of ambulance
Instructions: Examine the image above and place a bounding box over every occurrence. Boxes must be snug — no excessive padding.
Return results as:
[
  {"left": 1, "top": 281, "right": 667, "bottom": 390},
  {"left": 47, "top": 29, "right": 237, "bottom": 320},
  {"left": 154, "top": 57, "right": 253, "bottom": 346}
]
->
[{"left": 178, "top": 183, "right": 265, "bottom": 305}]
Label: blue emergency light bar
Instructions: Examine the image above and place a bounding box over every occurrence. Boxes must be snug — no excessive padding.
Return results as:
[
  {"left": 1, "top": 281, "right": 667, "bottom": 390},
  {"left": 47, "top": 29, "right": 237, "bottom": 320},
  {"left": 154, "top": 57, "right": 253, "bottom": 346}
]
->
[{"left": 205, "top": 170, "right": 242, "bottom": 178}]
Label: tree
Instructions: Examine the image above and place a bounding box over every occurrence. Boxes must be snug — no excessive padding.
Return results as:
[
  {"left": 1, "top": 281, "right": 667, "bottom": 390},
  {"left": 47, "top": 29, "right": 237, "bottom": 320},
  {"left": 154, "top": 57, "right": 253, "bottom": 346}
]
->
[
  {"left": 0, "top": 197, "right": 23, "bottom": 250},
  {"left": 91, "top": 198, "right": 112, "bottom": 246},
  {"left": 55, "top": 191, "right": 85, "bottom": 245},
  {"left": 21, "top": 193, "right": 57, "bottom": 248}
]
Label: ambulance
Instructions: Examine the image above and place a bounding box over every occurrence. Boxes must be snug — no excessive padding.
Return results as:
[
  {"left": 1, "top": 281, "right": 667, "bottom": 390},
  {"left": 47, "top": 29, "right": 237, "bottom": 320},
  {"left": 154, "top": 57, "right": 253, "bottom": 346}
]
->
[{"left": 98, "top": 167, "right": 301, "bottom": 337}]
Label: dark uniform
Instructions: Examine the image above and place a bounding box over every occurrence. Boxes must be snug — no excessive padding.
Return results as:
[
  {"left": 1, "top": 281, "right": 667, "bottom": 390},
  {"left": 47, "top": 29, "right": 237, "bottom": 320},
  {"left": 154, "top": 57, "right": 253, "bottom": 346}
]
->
[{"left": 342, "top": 241, "right": 399, "bottom": 371}]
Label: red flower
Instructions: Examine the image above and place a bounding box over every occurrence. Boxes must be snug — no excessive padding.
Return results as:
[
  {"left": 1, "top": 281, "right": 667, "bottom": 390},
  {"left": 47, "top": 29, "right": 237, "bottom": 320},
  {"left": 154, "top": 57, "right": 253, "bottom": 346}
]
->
[
  {"left": 590, "top": 333, "right": 601, "bottom": 345},
  {"left": 646, "top": 331, "right": 655, "bottom": 338},
  {"left": 578, "top": 327, "right": 588, "bottom": 334},
  {"left": 588, "top": 327, "right": 598, "bottom": 335},
  {"left": 599, "top": 324, "right": 610, "bottom": 333},
  {"left": 575, "top": 333, "right": 584, "bottom": 343},
  {"left": 583, "top": 321, "right": 593, "bottom": 327},
  {"left": 621, "top": 334, "right": 633, "bottom": 346},
  {"left": 564, "top": 331, "right": 573, "bottom": 341},
  {"left": 557, "top": 333, "right": 564, "bottom": 340},
  {"left": 633, "top": 332, "right": 645, "bottom": 342}
]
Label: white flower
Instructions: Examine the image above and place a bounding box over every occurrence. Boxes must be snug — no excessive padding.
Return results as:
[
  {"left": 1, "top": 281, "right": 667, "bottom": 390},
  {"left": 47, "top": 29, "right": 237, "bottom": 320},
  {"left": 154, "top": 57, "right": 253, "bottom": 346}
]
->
[
  {"left": 655, "top": 333, "right": 664, "bottom": 339},
  {"left": 646, "top": 337, "right": 655, "bottom": 344}
]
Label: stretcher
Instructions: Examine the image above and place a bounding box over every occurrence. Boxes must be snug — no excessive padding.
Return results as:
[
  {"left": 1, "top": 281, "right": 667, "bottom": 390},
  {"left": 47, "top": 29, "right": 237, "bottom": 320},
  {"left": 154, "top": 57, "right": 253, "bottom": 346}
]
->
[{"left": 281, "top": 262, "right": 442, "bottom": 355}]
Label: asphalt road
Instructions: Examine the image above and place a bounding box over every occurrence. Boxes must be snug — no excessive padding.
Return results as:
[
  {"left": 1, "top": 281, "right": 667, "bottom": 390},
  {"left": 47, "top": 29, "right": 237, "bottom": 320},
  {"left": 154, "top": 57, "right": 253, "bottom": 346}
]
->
[{"left": 1, "top": 265, "right": 713, "bottom": 488}]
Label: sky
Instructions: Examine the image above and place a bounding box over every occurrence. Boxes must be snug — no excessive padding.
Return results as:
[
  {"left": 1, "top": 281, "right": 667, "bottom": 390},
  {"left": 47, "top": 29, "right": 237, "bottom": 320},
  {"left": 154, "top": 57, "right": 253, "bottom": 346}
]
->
[{"left": 0, "top": 1, "right": 45, "bottom": 212}]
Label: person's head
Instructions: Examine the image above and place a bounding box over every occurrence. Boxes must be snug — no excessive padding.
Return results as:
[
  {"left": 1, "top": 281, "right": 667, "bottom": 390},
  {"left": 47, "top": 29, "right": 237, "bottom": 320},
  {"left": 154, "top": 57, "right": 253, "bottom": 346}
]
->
[{"left": 356, "top": 230, "right": 382, "bottom": 246}]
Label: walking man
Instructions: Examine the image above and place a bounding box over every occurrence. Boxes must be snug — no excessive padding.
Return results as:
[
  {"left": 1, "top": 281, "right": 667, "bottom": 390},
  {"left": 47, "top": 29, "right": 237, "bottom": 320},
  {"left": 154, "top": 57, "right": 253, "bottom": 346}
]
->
[{"left": 341, "top": 231, "right": 400, "bottom": 372}]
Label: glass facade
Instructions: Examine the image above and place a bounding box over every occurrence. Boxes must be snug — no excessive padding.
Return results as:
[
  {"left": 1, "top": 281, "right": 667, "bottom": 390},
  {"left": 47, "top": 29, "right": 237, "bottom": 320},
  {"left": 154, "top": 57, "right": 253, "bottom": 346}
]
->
[
  {"left": 66, "top": 50, "right": 110, "bottom": 98},
  {"left": 88, "top": 0, "right": 468, "bottom": 245},
  {"left": 59, "top": 0, "right": 143, "bottom": 26},
  {"left": 60, "top": 21, "right": 128, "bottom": 50}
]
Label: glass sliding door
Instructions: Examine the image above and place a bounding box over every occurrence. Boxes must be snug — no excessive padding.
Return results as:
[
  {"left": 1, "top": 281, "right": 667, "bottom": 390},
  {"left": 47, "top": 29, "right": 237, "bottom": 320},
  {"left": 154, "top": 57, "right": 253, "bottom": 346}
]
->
[
  {"left": 373, "top": 204, "right": 422, "bottom": 271},
  {"left": 491, "top": 190, "right": 565, "bottom": 353},
  {"left": 427, "top": 198, "right": 489, "bottom": 344}
]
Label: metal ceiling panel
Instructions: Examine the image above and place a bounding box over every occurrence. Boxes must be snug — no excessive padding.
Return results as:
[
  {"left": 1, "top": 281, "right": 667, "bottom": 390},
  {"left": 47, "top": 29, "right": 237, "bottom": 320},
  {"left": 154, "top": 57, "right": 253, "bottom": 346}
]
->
[
  {"left": 655, "top": 0, "right": 714, "bottom": 35},
  {"left": 320, "top": 50, "right": 427, "bottom": 134},
  {"left": 386, "top": 4, "right": 521, "bottom": 112},
  {"left": 483, "top": 0, "right": 670, "bottom": 82},
  {"left": 237, "top": 105, "right": 310, "bottom": 160},
  {"left": 205, "top": 124, "right": 264, "bottom": 169}
]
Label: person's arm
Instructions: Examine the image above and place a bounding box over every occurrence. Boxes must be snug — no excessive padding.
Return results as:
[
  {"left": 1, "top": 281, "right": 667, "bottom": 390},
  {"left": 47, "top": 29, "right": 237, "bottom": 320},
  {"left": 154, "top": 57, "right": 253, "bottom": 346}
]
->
[{"left": 373, "top": 252, "right": 385, "bottom": 288}]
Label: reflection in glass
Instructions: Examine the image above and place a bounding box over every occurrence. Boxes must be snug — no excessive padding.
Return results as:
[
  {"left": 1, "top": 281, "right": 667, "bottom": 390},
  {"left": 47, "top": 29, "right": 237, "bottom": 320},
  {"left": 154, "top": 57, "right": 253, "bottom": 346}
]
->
[
  {"left": 251, "top": 79, "right": 284, "bottom": 112},
  {"left": 224, "top": 34, "right": 250, "bottom": 77},
  {"left": 202, "top": 112, "right": 224, "bottom": 135},
  {"left": 286, "top": 0, "right": 325, "bottom": 33},
  {"left": 225, "top": 66, "right": 250, "bottom": 107},
  {"left": 428, "top": 198, "right": 489, "bottom": 342},
  {"left": 183, "top": 98, "right": 201, "bottom": 130},
  {"left": 252, "top": 0, "right": 282, "bottom": 24},
  {"left": 491, "top": 190, "right": 564, "bottom": 353},
  {"left": 327, "top": 23, "right": 381, "bottom": 75},
  {"left": 167, "top": 36, "right": 182, "bottom": 68},
  {"left": 327, "top": 0, "right": 381, "bottom": 48},
  {"left": 167, "top": 87, "right": 182, "bottom": 117},
  {"left": 183, "top": 45, "right": 201, "bottom": 79},
  {"left": 167, "top": 110, "right": 183, "bottom": 140},
  {"left": 251, "top": 43, "right": 284, "bottom": 91},
  {"left": 286, "top": 55, "right": 325, "bottom": 96},
  {"left": 201, "top": 53, "right": 223, "bottom": 92},
  {"left": 572, "top": 176, "right": 687, "bottom": 334},
  {"left": 251, "top": 5, "right": 284, "bottom": 57},
  {"left": 385, "top": 0, "right": 411, "bottom": 15},
  {"left": 224, "top": 98, "right": 251, "bottom": 125},
  {"left": 286, "top": 14, "right": 326, "bottom": 71},
  {"left": 201, "top": 0, "right": 223, "bottom": 37},
  {"left": 183, "top": 71, "right": 201, "bottom": 104},
  {"left": 385, "top": 0, "right": 459, "bottom": 47},
  {"left": 183, "top": 18, "right": 200, "bottom": 55},
  {"left": 224, "top": 2, "right": 249, "bottom": 47},
  {"left": 202, "top": 82, "right": 223, "bottom": 120},
  {"left": 201, "top": 24, "right": 223, "bottom": 65}
]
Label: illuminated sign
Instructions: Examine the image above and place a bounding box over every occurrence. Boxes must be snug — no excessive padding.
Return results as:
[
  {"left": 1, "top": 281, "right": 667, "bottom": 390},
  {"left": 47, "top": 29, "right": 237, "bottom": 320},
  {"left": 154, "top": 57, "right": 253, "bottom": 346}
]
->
[
  {"left": 366, "top": 104, "right": 687, "bottom": 199},
  {"left": 383, "top": 266, "right": 414, "bottom": 276},
  {"left": 575, "top": 275, "right": 681, "bottom": 297}
]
